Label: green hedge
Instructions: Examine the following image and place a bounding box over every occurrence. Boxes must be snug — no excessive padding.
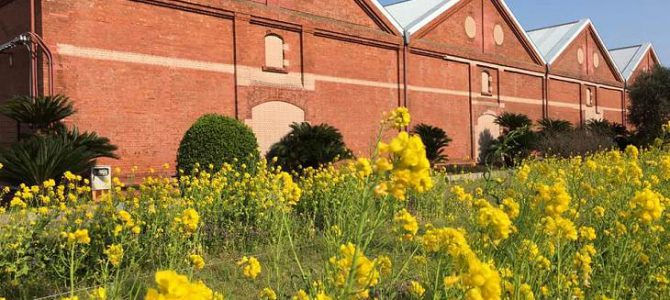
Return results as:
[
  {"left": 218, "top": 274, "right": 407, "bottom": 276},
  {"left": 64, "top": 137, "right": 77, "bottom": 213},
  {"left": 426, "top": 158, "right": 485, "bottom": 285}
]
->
[{"left": 177, "top": 114, "right": 259, "bottom": 174}]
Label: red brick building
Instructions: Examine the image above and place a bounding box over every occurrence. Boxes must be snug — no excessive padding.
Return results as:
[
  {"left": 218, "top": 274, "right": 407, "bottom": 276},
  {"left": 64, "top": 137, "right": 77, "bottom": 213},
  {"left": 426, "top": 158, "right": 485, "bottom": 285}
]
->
[{"left": 0, "top": 0, "right": 661, "bottom": 173}]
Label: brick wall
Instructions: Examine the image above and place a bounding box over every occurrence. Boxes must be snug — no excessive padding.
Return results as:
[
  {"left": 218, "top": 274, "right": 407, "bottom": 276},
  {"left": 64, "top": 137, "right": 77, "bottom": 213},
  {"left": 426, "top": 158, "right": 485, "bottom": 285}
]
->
[
  {"left": 0, "top": 0, "right": 30, "bottom": 147},
  {"left": 0, "top": 0, "right": 636, "bottom": 173}
]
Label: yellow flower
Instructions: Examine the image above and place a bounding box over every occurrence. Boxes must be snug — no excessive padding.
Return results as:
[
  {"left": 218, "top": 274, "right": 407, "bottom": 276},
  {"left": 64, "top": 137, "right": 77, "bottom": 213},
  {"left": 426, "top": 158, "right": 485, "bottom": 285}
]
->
[
  {"left": 444, "top": 275, "right": 460, "bottom": 287},
  {"left": 189, "top": 254, "right": 206, "bottom": 270},
  {"left": 519, "top": 283, "right": 534, "bottom": 300},
  {"left": 542, "top": 216, "right": 578, "bottom": 241},
  {"left": 573, "top": 244, "right": 597, "bottom": 284},
  {"left": 375, "top": 131, "right": 433, "bottom": 200},
  {"left": 377, "top": 255, "right": 393, "bottom": 276},
  {"left": 145, "top": 270, "right": 213, "bottom": 300},
  {"left": 579, "top": 226, "right": 597, "bottom": 241},
  {"left": 386, "top": 107, "right": 411, "bottom": 129},
  {"left": 89, "top": 287, "right": 107, "bottom": 300},
  {"left": 292, "top": 290, "right": 309, "bottom": 300},
  {"left": 10, "top": 197, "right": 27, "bottom": 209},
  {"left": 259, "top": 288, "right": 277, "bottom": 300},
  {"left": 118, "top": 210, "right": 134, "bottom": 227},
  {"left": 329, "top": 243, "right": 380, "bottom": 300},
  {"left": 534, "top": 182, "right": 571, "bottom": 218},
  {"left": 625, "top": 145, "right": 639, "bottom": 159},
  {"left": 629, "top": 188, "right": 665, "bottom": 224},
  {"left": 393, "top": 209, "right": 419, "bottom": 241},
  {"left": 238, "top": 256, "right": 262, "bottom": 279},
  {"left": 353, "top": 158, "right": 373, "bottom": 178},
  {"left": 63, "top": 229, "right": 91, "bottom": 245},
  {"left": 104, "top": 244, "right": 124, "bottom": 267},
  {"left": 177, "top": 208, "right": 200, "bottom": 233},
  {"left": 315, "top": 292, "right": 332, "bottom": 300},
  {"left": 593, "top": 206, "right": 606, "bottom": 218},
  {"left": 462, "top": 257, "right": 502, "bottom": 300},
  {"left": 501, "top": 198, "right": 520, "bottom": 220},
  {"left": 422, "top": 227, "right": 471, "bottom": 257},
  {"left": 407, "top": 280, "right": 425, "bottom": 298},
  {"left": 477, "top": 204, "right": 513, "bottom": 245}
]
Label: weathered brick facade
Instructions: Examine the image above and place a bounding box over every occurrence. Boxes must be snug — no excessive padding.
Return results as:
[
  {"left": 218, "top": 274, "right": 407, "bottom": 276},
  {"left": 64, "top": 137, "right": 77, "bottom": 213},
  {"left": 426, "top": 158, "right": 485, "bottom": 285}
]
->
[{"left": 0, "top": 0, "right": 659, "bottom": 174}]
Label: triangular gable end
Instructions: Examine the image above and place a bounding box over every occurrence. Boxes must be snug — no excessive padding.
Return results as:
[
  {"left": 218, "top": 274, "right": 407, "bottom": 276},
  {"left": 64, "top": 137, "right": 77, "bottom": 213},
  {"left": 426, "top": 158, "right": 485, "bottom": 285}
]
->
[
  {"left": 589, "top": 26, "right": 624, "bottom": 83},
  {"left": 407, "top": 0, "right": 544, "bottom": 65},
  {"left": 610, "top": 43, "right": 661, "bottom": 81},
  {"left": 531, "top": 19, "right": 624, "bottom": 83}
]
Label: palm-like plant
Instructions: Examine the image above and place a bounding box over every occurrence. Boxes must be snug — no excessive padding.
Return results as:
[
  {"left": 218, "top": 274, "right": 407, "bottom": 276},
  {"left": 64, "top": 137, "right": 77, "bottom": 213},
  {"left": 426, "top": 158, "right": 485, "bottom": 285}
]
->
[
  {"left": 538, "top": 118, "right": 573, "bottom": 137},
  {"left": 266, "top": 122, "right": 352, "bottom": 173},
  {"left": 494, "top": 112, "right": 533, "bottom": 134},
  {"left": 0, "top": 128, "right": 118, "bottom": 185},
  {"left": 0, "top": 95, "right": 117, "bottom": 186},
  {"left": 0, "top": 95, "right": 75, "bottom": 135},
  {"left": 411, "top": 123, "right": 452, "bottom": 166}
]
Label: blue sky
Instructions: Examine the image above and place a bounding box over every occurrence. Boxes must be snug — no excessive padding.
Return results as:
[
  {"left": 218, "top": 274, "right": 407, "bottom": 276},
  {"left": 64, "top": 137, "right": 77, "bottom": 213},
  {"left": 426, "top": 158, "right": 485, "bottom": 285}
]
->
[{"left": 379, "top": 0, "right": 668, "bottom": 64}]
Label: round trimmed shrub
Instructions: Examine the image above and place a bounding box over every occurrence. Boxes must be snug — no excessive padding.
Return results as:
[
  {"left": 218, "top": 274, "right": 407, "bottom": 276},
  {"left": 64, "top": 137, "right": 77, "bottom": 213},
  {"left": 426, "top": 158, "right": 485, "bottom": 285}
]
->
[{"left": 177, "top": 114, "right": 259, "bottom": 174}]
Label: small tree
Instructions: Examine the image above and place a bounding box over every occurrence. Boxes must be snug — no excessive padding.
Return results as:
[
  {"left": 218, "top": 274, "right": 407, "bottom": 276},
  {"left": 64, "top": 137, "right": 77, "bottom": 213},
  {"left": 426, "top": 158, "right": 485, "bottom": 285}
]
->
[
  {"left": 410, "top": 123, "right": 452, "bottom": 166},
  {"left": 266, "top": 122, "right": 352, "bottom": 173},
  {"left": 628, "top": 66, "right": 670, "bottom": 145}
]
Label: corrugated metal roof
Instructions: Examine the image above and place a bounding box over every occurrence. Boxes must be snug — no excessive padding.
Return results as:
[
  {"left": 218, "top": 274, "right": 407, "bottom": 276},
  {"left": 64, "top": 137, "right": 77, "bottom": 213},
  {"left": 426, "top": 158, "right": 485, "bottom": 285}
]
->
[
  {"left": 527, "top": 18, "right": 624, "bottom": 82},
  {"left": 381, "top": 0, "right": 545, "bottom": 64},
  {"left": 382, "top": 0, "right": 461, "bottom": 35},
  {"left": 527, "top": 19, "right": 589, "bottom": 64},
  {"left": 609, "top": 43, "right": 651, "bottom": 80},
  {"left": 370, "top": 0, "right": 404, "bottom": 33}
]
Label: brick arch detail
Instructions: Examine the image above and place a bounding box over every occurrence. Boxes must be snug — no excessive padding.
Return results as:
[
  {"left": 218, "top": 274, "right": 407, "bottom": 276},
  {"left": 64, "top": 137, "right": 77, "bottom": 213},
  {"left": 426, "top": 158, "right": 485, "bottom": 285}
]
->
[
  {"left": 474, "top": 110, "right": 501, "bottom": 162},
  {"left": 245, "top": 100, "right": 306, "bottom": 154}
]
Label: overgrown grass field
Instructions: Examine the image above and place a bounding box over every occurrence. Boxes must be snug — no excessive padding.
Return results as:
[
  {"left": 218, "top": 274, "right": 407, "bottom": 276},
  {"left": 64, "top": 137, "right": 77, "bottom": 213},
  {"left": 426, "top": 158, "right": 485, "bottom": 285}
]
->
[{"left": 1, "top": 110, "right": 670, "bottom": 300}]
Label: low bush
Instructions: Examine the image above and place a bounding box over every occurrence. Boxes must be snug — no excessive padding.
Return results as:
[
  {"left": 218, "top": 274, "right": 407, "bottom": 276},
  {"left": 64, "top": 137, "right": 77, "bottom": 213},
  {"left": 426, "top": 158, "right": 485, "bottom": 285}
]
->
[
  {"left": 177, "top": 114, "right": 259, "bottom": 174},
  {"left": 266, "top": 122, "right": 352, "bottom": 173},
  {"left": 536, "top": 128, "right": 616, "bottom": 158}
]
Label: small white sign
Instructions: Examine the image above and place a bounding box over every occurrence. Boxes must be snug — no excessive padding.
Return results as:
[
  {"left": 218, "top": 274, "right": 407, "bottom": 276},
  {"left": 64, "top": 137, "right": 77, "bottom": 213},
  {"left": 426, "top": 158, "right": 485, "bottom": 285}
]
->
[{"left": 91, "top": 166, "right": 112, "bottom": 191}]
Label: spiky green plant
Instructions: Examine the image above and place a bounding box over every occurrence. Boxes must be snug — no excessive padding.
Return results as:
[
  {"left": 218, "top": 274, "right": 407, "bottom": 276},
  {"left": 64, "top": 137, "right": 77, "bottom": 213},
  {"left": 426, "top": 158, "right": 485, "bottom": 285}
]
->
[
  {"left": 0, "top": 127, "right": 117, "bottom": 185},
  {"left": 411, "top": 123, "right": 452, "bottom": 166},
  {"left": 537, "top": 118, "right": 573, "bottom": 137},
  {"left": 494, "top": 112, "right": 533, "bottom": 134},
  {"left": 266, "top": 122, "right": 352, "bottom": 173},
  {"left": 0, "top": 95, "right": 75, "bottom": 136}
]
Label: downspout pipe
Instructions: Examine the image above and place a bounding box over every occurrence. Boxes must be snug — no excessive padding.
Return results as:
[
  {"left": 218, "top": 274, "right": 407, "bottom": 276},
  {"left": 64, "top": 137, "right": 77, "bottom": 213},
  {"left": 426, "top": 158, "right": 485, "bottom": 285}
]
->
[{"left": 402, "top": 30, "right": 409, "bottom": 108}]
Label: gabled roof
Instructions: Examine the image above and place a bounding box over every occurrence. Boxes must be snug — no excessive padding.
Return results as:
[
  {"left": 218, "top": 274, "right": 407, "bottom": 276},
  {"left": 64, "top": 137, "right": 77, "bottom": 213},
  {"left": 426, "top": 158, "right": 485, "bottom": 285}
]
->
[
  {"left": 609, "top": 43, "right": 658, "bottom": 81},
  {"left": 370, "top": 0, "right": 405, "bottom": 34},
  {"left": 527, "top": 18, "right": 624, "bottom": 82},
  {"left": 381, "top": 0, "right": 545, "bottom": 63},
  {"left": 382, "top": 0, "right": 461, "bottom": 36},
  {"left": 527, "top": 19, "right": 589, "bottom": 64}
]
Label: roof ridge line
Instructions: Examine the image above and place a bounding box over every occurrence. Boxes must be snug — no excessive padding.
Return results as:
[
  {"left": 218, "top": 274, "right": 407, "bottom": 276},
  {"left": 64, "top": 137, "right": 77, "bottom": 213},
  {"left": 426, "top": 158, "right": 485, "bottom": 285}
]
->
[
  {"left": 526, "top": 19, "right": 581, "bottom": 33},
  {"left": 382, "top": 0, "right": 414, "bottom": 7},
  {"left": 609, "top": 44, "right": 644, "bottom": 52}
]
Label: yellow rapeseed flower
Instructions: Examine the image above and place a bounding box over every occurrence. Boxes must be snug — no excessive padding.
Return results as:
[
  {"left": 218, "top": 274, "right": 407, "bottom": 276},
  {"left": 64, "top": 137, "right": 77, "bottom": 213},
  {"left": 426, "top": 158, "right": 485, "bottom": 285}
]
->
[
  {"left": 238, "top": 256, "right": 262, "bottom": 279},
  {"left": 629, "top": 188, "right": 665, "bottom": 224},
  {"left": 393, "top": 209, "right": 419, "bottom": 241},
  {"left": 189, "top": 254, "right": 206, "bottom": 270},
  {"left": 145, "top": 270, "right": 214, "bottom": 300},
  {"left": 407, "top": 280, "right": 425, "bottom": 298},
  {"left": 104, "top": 244, "right": 124, "bottom": 267},
  {"left": 329, "top": 243, "right": 380, "bottom": 300},
  {"left": 259, "top": 288, "right": 277, "bottom": 300}
]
